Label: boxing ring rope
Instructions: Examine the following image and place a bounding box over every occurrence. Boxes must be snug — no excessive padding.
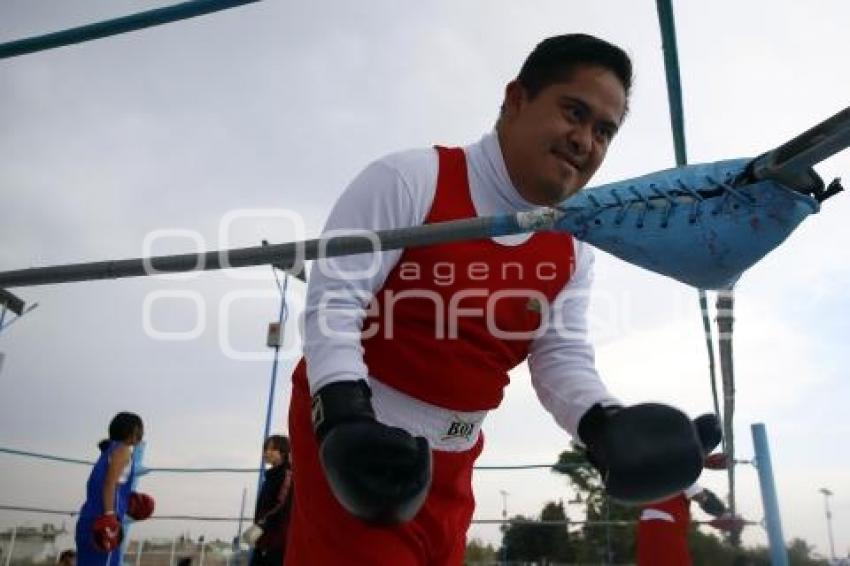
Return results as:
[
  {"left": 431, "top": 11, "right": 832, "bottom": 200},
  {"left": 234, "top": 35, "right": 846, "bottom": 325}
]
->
[
  {"left": 0, "top": 444, "right": 586, "bottom": 473},
  {"left": 0, "top": 443, "right": 759, "bottom": 537},
  {"left": 0, "top": 504, "right": 756, "bottom": 529}
]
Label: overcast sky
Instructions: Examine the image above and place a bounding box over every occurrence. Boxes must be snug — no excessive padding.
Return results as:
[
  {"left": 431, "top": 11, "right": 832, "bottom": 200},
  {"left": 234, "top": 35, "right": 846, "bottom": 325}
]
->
[{"left": 1, "top": 0, "right": 849, "bottom": 558}]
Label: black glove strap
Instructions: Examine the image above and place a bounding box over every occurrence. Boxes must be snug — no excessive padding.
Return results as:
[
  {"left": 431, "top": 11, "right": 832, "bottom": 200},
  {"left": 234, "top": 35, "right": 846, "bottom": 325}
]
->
[{"left": 312, "top": 380, "right": 376, "bottom": 441}]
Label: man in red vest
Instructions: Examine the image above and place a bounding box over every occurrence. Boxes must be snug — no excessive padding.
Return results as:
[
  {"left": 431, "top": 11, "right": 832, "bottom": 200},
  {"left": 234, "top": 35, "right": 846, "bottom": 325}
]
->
[{"left": 285, "top": 34, "right": 717, "bottom": 565}]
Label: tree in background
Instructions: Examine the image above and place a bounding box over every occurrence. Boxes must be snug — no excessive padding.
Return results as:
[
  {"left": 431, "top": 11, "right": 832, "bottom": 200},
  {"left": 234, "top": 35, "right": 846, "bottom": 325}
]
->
[
  {"left": 496, "top": 502, "right": 576, "bottom": 564},
  {"left": 786, "top": 538, "right": 829, "bottom": 566},
  {"left": 552, "top": 447, "right": 831, "bottom": 565},
  {"left": 464, "top": 537, "right": 498, "bottom": 564},
  {"left": 553, "top": 447, "right": 639, "bottom": 563},
  {"left": 466, "top": 448, "right": 832, "bottom": 565},
  {"left": 687, "top": 529, "right": 739, "bottom": 565}
]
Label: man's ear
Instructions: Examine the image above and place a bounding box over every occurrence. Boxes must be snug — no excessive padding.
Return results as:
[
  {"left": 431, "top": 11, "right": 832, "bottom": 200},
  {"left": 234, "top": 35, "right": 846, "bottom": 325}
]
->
[{"left": 502, "top": 80, "right": 526, "bottom": 119}]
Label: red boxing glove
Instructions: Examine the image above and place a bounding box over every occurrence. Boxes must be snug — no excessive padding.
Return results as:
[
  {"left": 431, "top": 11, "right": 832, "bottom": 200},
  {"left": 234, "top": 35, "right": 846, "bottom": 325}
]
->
[
  {"left": 709, "top": 514, "right": 748, "bottom": 533},
  {"left": 704, "top": 452, "right": 730, "bottom": 470},
  {"left": 92, "top": 514, "right": 122, "bottom": 552},
  {"left": 127, "top": 492, "right": 155, "bottom": 521}
]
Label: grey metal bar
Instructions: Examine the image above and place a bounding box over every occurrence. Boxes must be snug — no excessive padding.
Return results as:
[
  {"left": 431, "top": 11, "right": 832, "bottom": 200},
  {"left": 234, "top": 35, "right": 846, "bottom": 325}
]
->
[
  {"left": 716, "top": 289, "right": 739, "bottom": 546},
  {"left": 0, "top": 289, "right": 24, "bottom": 316},
  {"left": 752, "top": 106, "right": 850, "bottom": 186},
  {"left": 0, "top": 0, "right": 260, "bottom": 60},
  {"left": 3, "top": 98, "right": 847, "bottom": 291},
  {"left": 0, "top": 214, "right": 515, "bottom": 289},
  {"left": 655, "top": 0, "right": 688, "bottom": 167}
]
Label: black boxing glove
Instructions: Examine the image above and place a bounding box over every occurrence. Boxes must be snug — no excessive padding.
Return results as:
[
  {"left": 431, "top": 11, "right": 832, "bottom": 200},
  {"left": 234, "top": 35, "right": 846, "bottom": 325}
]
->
[
  {"left": 578, "top": 403, "right": 716, "bottom": 504},
  {"left": 311, "top": 380, "right": 432, "bottom": 525},
  {"left": 693, "top": 413, "right": 722, "bottom": 454}
]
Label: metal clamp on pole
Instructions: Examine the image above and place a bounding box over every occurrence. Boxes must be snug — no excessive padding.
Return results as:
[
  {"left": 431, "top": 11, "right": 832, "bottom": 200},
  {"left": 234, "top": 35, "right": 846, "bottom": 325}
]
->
[
  {"left": 751, "top": 106, "right": 849, "bottom": 201},
  {"left": 0, "top": 289, "right": 24, "bottom": 317}
]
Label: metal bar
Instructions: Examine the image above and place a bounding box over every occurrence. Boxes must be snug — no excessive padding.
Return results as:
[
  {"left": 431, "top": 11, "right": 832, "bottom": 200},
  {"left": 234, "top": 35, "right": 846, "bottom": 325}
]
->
[
  {"left": 0, "top": 0, "right": 260, "bottom": 60},
  {"left": 3, "top": 96, "right": 847, "bottom": 292},
  {"left": 0, "top": 289, "right": 24, "bottom": 316},
  {"left": 0, "top": 303, "right": 39, "bottom": 334},
  {"left": 716, "top": 289, "right": 738, "bottom": 546},
  {"left": 255, "top": 271, "right": 288, "bottom": 505},
  {"left": 699, "top": 290, "right": 723, "bottom": 448},
  {"left": 753, "top": 106, "right": 850, "bottom": 183},
  {"left": 751, "top": 423, "right": 789, "bottom": 566},
  {"left": 655, "top": 0, "right": 688, "bottom": 167},
  {"left": 0, "top": 211, "right": 538, "bottom": 289},
  {"left": 656, "top": 0, "right": 727, "bottom": 458},
  {"left": 656, "top": 3, "right": 741, "bottom": 548}
]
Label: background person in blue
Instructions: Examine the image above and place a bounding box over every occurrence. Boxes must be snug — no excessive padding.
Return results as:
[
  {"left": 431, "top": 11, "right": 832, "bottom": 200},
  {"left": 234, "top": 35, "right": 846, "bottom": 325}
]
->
[{"left": 76, "top": 412, "right": 154, "bottom": 565}]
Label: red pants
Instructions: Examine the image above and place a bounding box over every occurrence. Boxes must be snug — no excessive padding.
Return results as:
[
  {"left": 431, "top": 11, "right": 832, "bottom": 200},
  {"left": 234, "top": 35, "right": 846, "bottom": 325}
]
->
[
  {"left": 636, "top": 519, "right": 691, "bottom": 566},
  {"left": 284, "top": 363, "right": 483, "bottom": 566}
]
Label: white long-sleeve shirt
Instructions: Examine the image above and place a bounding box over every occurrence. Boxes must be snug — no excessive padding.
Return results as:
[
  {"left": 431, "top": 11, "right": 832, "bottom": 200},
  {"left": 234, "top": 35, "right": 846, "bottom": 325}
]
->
[{"left": 303, "top": 131, "right": 618, "bottom": 443}]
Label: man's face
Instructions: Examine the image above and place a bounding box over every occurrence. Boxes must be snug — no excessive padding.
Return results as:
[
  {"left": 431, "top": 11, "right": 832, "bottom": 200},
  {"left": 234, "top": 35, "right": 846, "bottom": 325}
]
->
[{"left": 499, "top": 64, "right": 627, "bottom": 205}]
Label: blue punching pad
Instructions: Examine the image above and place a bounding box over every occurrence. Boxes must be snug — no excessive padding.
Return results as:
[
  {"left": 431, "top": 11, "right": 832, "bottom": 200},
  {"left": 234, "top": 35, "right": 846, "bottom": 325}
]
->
[{"left": 556, "top": 158, "right": 821, "bottom": 290}]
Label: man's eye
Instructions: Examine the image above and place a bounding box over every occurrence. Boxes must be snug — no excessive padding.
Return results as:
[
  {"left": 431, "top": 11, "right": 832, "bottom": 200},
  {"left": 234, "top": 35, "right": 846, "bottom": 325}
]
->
[
  {"left": 595, "top": 125, "right": 615, "bottom": 142},
  {"left": 564, "top": 106, "right": 583, "bottom": 121}
]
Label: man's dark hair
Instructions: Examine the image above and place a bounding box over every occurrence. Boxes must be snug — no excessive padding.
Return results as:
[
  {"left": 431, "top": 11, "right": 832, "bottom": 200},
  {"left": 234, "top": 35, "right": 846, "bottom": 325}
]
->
[
  {"left": 517, "top": 34, "right": 632, "bottom": 100},
  {"left": 98, "top": 411, "right": 144, "bottom": 451}
]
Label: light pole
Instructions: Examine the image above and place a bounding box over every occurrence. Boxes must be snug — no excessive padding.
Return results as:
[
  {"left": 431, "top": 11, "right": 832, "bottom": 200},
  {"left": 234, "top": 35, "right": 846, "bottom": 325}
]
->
[
  {"left": 233, "top": 486, "right": 247, "bottom": 563},
  {"left": 499, "top": 490, "right": 509, "bottom": 565},
  {"left": 819, "top": 488, "right": 836, "bottom": 562}
]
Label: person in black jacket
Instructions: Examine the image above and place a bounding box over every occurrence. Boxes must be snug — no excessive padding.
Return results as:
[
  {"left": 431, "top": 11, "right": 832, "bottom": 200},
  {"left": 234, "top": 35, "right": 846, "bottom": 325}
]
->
[{"left": 251, "top": 434, "right": 293, "bottom": 566}]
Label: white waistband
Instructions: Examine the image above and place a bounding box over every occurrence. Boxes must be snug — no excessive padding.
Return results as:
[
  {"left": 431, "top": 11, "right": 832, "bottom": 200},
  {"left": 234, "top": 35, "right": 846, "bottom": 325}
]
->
[
  {"left": 640, "top": 509, "right": 675, "bottom": 523},
  {"left": 369, "top": 377, "right": 487, "bottom": 452}
]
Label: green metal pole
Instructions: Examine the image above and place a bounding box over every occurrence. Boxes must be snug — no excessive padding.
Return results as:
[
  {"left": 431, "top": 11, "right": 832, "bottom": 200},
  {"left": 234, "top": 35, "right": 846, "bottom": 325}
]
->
[{"left": 0, "top": 0, "right": 260, "bottom": 60}]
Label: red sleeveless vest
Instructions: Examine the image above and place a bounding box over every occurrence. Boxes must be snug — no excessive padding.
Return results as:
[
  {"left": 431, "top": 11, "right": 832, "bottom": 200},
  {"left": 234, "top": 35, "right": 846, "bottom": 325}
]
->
[{"left": 361, "top": 146, "right": 575, "bottom": 411}]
